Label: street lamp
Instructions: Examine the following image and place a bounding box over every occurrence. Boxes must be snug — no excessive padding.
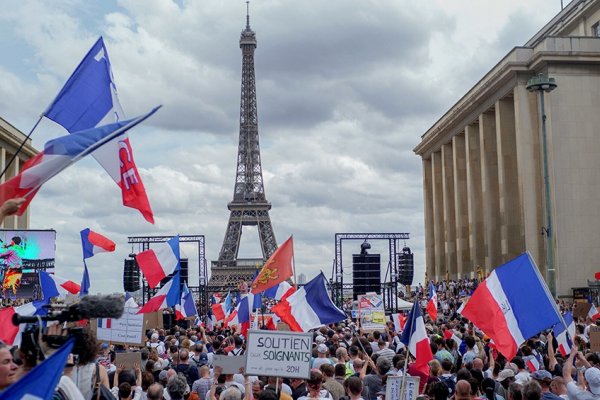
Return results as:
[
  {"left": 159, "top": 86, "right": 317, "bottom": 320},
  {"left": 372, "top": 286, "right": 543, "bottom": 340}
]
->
[{"left": 526, "top": 73, "right": 557, "bottom": 297}]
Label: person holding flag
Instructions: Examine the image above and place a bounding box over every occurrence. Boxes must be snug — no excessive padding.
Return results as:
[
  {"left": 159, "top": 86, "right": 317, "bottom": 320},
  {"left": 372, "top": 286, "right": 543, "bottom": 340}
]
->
[{"left": 427, "top": 281, "right": 438, "bottom": 321}]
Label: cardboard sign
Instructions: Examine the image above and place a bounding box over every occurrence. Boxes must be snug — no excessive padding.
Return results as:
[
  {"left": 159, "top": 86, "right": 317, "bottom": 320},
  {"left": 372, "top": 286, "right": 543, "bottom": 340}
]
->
[
  {"left": 213, "top": 354, "right": 247, "bottom": 374},
  {"left": 386, "top": 376, "right": 420, "bottom": 400},
  {"left": 276, "top": 322, "right": 291, "bottom": 331},
  {"left": 590, "top": 326, "right": 600, "bottom": 353},
  {"left": 573, "top": 303, "right": 592, "bottom": 320},
  {"left": 114, "top": 352, "right": 142, "bottom": 370},
  {"left": 245, "top": 330, "right": 312, "bottom": 378},
  {"left": 91, "top": 307, "right": 163, "bottom": 346},
  {"left": 358, "top": 293, "right": 386, "bottom": 332}
]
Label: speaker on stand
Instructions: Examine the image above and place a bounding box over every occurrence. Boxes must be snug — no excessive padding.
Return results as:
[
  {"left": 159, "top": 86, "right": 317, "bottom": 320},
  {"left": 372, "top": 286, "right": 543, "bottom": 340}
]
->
[{"left": 123, "top": 258, "right": 141, "bottom": 292}]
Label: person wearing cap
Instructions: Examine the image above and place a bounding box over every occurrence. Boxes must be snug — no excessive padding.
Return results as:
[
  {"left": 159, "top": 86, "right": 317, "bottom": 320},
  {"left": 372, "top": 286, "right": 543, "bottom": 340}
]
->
[
  {"left": 497, "top": 369, "right": 516, "bottom": 400},
  {"left": 531, "top": 370, "right": 561, "bottom": 400},
  {"left": 313, "top": 344, "right": 335, "bottom": 370},
  {"left": 563, "top": 346, "right": 600, "bottom": 400}
]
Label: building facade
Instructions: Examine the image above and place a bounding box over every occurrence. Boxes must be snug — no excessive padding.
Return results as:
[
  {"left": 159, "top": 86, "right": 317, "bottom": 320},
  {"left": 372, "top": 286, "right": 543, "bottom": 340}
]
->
[
  {"left": 414, "top": 0, "right": 600, "bottom": 296},
  {"left": 0, "top": 118, "right": 37, "bottom": 229}
]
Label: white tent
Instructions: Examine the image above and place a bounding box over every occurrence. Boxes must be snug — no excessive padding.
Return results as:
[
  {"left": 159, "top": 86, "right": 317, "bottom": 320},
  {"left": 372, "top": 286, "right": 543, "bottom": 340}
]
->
[{"left": 392, "top": 297, "right": 413, "bottom": 310}]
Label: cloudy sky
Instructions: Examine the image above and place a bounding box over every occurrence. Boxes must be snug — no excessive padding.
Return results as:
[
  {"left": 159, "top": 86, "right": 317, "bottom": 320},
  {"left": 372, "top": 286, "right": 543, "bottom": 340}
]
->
[{"left": 0, "top": 0, "right": 562, "bottom": 295}]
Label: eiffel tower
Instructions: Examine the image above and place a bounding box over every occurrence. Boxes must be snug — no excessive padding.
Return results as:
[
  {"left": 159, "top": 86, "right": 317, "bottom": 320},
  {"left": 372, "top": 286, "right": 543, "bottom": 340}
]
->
[{"left": 209, "top": 6, "right": 278, "bottom": 290}]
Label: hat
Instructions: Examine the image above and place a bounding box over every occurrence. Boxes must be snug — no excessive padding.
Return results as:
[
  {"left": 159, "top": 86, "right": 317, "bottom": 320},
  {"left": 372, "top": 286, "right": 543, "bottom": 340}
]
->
[
  {"left": 100, "top": 343, "right": 109, "bottom": 350},
  {"left": 315, "top": 335, "right": 326, "bottom": 344},
  {"left": 317, "top": 344, "right": 328, "bottom": 354},
  {"left": 198, "top": 352, "right": 209, "bottom": 365},
  {"left": 158, "top": 370, "right": 168, "bottom": 381},
  {"left": 497, "top": 369, "right": 515, "bottom": 382},
  {"left": 531, "top": 370, "right": 552, "bottom": 381},
  {"left": 585, "top": 368, "right": 600, "bottom": 395}
]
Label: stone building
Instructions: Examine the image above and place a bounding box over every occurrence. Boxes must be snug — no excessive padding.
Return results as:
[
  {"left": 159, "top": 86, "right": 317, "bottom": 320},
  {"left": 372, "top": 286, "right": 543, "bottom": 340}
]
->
[
  {"left": 414, "top": 0, "right": 600, "bottom": 296},
  {"left": 0, "top": 117, "right": 37, "bottom": 229}
]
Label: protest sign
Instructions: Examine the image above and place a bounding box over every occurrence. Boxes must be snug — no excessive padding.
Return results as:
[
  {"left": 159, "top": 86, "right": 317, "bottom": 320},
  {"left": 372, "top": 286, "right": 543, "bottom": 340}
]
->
[
  {"left": 358, "top": 293, "right": 386, "bottom": 332},
  {"left": 245, "top": 330, "right": 312, "bottom": 378},
  {"left": 590, "top": 326, "right": 600, "bottom": 353},
  {"left": 115, "top": 352, "right": 142, "bottom": 370},
  {"left": 92, "top": 306, "right": 161, "bottom": 346},
  {"left": 386, "top": 376, "right": 420, "bottom": 400},
  {"left": 214, "top": 354, "right": 247, "bottom": 374}
]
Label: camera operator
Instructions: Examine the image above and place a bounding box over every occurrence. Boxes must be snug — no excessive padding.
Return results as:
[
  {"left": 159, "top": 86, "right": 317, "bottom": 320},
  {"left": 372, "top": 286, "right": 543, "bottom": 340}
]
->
[{"left": 71, "top": 328, "right": 110, "bottom": 399}]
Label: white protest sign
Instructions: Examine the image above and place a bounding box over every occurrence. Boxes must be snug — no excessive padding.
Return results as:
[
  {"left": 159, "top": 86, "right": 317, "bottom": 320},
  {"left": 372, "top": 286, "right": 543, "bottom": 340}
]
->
[
  {"left": 245, "top": 330, "right": 312, "bottom": 379},
  {"left": 214, "top": 354, "right": 247, "bottom": 374},
  {"left": 96, "top": 305, "right": 145, "bottom": 345},
  {"left": 386, "top": 376, "right": 419, "bottom": 400}
]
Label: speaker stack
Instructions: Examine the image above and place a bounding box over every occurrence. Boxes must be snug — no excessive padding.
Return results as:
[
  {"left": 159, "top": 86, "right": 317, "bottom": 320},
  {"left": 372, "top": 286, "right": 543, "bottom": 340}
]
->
[
  {"left": 123, "top": 259, "right": 141, "bottom": 292},
  {"left": 397, "top": 247, "right": 414, "bottom": 286},
  {"left": 352, "top": 253, "right": 381, "bottom": 300}
]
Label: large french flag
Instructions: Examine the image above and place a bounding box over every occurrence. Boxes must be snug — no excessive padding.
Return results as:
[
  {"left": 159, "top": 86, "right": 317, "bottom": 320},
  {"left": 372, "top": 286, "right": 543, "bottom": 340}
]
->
[
  {"left": 136, "top": 235, "right": 180, "bottom": 289},
  {"left": 0, "top": 109, "right": 159, "bottom": 215},
  {"left": 80, "top": 228, "right": 116, "bottom": 259},
  {"left": 44, "top": 37, "right": 154, "bottom": 224},
  {"left": 459, "top": 253, "right": 562, "bottom": 360},
  {"left": 553, "top": 312, "right": 574, "bottom": 357},
  {"left": 427, "top": 281, "right": 438, "bottom": 321},
  {"left": 137, "top": 271, "right": 181, "bottom": 314},
  {"left": 40, "top": 271, "right": 81, "bottom": 299},
  {"left": 271, "top": 273, "right": 346, "bottom": 332},
  {"left": 264, "top": 281, "right": 296, "bottom": 301},
  {"left": 400, "top": 301, "right": 433, "bottom": 376},
  {"left": 211, "top": 292, "right": 232, "bottom": 321},
  {"left": 175, "top": 282, "right": 198, "bottom": 320},
  {"left": 0, "top": 300, "right": 47, "bottom": 346}
]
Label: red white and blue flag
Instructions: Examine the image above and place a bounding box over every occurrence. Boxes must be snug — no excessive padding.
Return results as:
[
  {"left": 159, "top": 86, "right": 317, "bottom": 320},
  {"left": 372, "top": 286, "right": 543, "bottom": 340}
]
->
[
  {"left": 44, "top": 37, "right": 155, "bottom": 223},
  {"left": 526, "top": 356, "right": 540, "bottom": 372},
  {"left": 271, "top": 273, "right": 346, "bottom": 332},
  {"left": 263, "top": 280, "right": 296, "bottom": 301},
  {"left": 427, "top": 281, "right": 438, "bottom": 321},
  {"left": 137, "top": 271, "right": 181, "bottom": 314},
  {"left": 400, "top": 300, "right": 433, "bottom": 376},
  {"left": 80, "top": 228, "right": 116, "bottom": 259},
  {"left": 0, "top": 109, "right": 159, "bottom": 215},
  {"left": 0, "top": 300, "right": 47, "bottom": 346},
  {"left": 175, "top": 282, "right": 198, "bottom": 320},
  {"left": 459, "top": 253, "right": 562, "bottom": 360},
  {"left": 97, "top": 318, "right": 112, "bottom": 329},
  {"left": 391, "top": 313, "right": 408, "bottom": 332},
  {"left": 553, "top": 311, "right": 574, "bottom": 357},
  {"left": 226, "top": 294, "right": 252, "bottom": 336},
  {"left": 40, "top": 271, "right": 81, "bottom": 299},
  {"left": 211, "top": 292, "right": 232, "bottom": 321},
  {"left": 588, "top": 304, "right": 600, "bottom": 321},
  {"left": 135, "top": 235, "right": 180, "bottom": 289}
]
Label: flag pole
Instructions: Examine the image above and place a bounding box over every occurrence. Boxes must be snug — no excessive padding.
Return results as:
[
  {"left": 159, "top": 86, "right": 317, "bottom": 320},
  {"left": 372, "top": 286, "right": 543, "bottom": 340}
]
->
[
  {"left": 22, "top": 107, "right": 160, "bottom": 198},
  {"left": 0, "top": 115, "right": 44, "bottom": 180},
  {"left": 399, "top": 302, "right": 418, "bottom": 399},
  {"left": 291, "top": 235, "right": 297, "bottom": 287}
]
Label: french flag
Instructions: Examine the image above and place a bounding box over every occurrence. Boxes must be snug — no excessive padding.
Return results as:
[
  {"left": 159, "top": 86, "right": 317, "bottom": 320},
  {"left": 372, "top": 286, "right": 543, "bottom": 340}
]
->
[
  {"left": 459, "top": 253, "right": 562, "bottom": 360},
  {"left": 400, "top": 301, "right": 433, "bottom": 376},
  {"left": 211, "top": 292, "right": 232, "bottom": 321},
  {"left": 44, "top": 37, "right": 155, "bottom": 224},
  {"left": 427, "top": 281, "right": 438, "bottom": 321},
  {"left": 80, "top": 228, "right": 116, "bottom": 259},
  {"left": 137, "top": 271, "right": 180, "bottom": 314},
  {"left": 226, "top": 295, "right": 251, "bottom": 336},
  {"left": 588, "top": 304, "right": 600, "bottom": 321},
  {"left": 175, "top": 282, "right": 198, "bottom": 320},
  {"left": 444, "top": 329, "right": 463, "bottom": 348},
  {"left": 97, "top": 318, "right": 112, "bottom": 329},
  {"left": 270, "top": 273, "right": 346, "bottom": 332},
  {"left": 526, "top": 356, "right": 540, "bottom": 372},
  {"left": 391, "top": 313, "right": 407, "bottom": 332},
  {"left": 135, "top": 235, "right": 180, "bottom": 289},
  {"left": 264, "top": 281, "right": 296, "bottom": 301},
  {"left": 40, "top": 271, "right": 81, "bottom": 299},
  {"left": 0, "top": 300, "right": 47, "bottom": 346},
  {"left": 0, "top": 109, "right": 159, "bottom": 216},
  {"left": 553, "top": 312, "right": 574, "bottom": 357}
]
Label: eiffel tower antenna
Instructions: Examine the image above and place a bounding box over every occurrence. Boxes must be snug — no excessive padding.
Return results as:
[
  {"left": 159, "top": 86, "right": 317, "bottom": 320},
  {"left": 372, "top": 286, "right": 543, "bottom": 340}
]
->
[{"left": 209, "top": 5, "right": 278, "bottom": 290}]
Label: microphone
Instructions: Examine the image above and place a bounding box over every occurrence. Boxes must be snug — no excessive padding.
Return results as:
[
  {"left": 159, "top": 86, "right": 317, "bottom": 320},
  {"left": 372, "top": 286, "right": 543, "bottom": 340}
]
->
[{"left": 12, "top": 295, "right": 125, "bottom": 326}]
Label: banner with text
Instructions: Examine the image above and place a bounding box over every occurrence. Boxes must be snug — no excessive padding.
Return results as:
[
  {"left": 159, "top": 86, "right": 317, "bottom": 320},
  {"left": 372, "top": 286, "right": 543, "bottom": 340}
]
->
[
  {"left": 245, "top": 330, "right": 312, "bottom": 378},
  {"left": 358, "top": 293, "right": 386, "bottom": 331}
]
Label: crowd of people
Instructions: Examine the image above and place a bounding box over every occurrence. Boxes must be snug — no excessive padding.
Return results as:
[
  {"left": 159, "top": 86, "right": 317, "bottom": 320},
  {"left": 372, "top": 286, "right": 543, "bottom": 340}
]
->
[{"left": 1, "top": 278, "right": 600, "bottom": 400}]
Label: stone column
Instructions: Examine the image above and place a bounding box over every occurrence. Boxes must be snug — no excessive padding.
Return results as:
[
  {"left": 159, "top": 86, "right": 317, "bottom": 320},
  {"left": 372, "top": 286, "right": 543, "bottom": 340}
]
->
[
  {"left": 432, "top": 151, "right": 446, "bottom": 280},
  {"left": 480, "top": 111, "right": 501, "bottom": 272},
  {"left": 423, "top": 158, "right": 435, "bottom": 281},
  {"left": 496, "top": 97, "right": 524, "bottom": 262},
  {"left": 442, "top": 143, "right": 457, "bottom": 280},
  {"left": 465, "top": 122, "right": 485, "bottom": 276},
  {"left": 514, "top": 82, "right": 545, "bottom": 273},
  {"left": 453, "top": 133, "right": 468, "bottom": 278}
]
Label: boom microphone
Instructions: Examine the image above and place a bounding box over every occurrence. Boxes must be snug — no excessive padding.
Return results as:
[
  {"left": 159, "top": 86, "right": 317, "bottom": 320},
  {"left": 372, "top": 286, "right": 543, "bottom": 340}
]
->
[{"left": 12, "top": 295, "right": 125, "bottom": 326}]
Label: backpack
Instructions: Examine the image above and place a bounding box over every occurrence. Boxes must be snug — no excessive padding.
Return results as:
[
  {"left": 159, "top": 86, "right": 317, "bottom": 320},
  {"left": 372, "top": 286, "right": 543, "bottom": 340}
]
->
[
  {"left": 180, "top": 364, "right": 195, "bottom": 386},
  {"left": 439, "top": 375, "right": 456, "bottom": 397}
]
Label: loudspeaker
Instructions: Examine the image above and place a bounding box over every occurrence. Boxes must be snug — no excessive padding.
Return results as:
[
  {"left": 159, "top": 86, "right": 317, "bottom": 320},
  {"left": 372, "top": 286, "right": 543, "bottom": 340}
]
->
[
  {"left": 352, "top": 253, "right": 381, "bottom": 299},
  {"left": 123, "top": 259, "right": 141, "bottom": 292},
  {"left": 397, "top": 247, "right": 414, "bottom": 286}
]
